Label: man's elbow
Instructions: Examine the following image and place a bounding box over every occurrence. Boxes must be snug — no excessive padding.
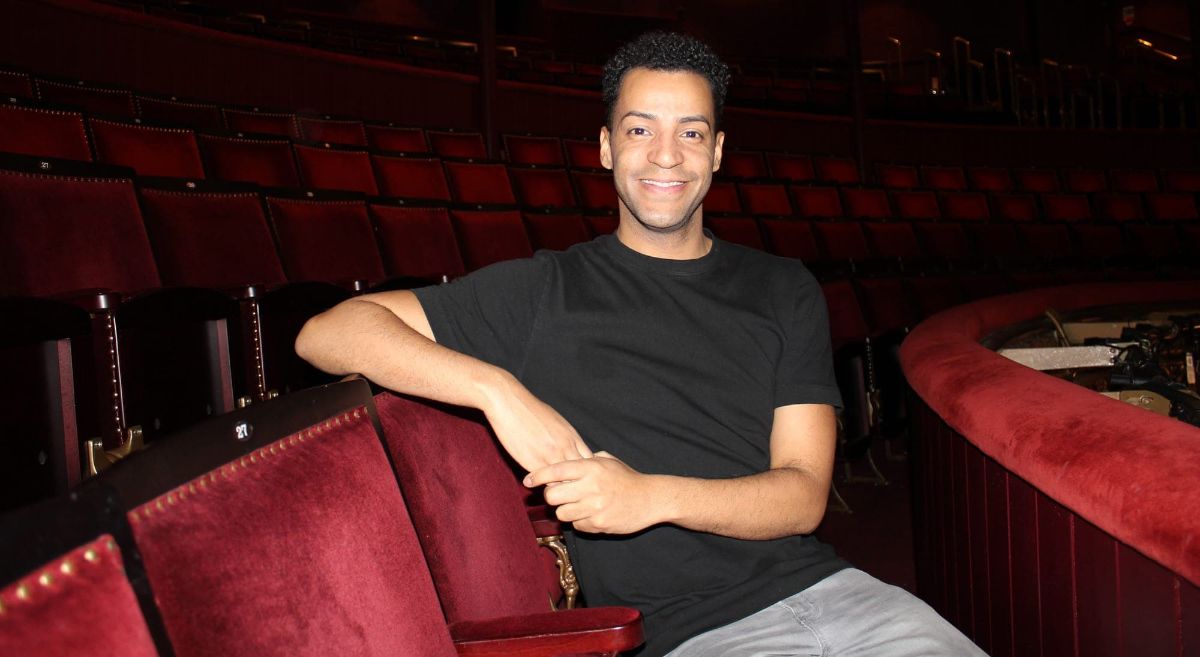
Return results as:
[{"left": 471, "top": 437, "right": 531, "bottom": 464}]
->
[{"left": 294, "top": 311, "right": 330, "bottom": 366}]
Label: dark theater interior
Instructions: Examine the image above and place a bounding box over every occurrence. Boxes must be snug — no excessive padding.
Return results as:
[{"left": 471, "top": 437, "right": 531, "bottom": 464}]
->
[{"left": 0, "top": 0, "right": 1198, "bottom": 655}]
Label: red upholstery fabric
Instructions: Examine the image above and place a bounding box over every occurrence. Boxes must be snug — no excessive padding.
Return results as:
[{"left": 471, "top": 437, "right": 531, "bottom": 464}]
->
[
  {"left": 89, "top": 119, "right": 205, "bottom": 178},
  {"left": 1063, "top": 169, "right": 1109, "bottom": 193},
  {"left": 718, "top": 150, "right": 767, "bottom": 179},
  {"left": 140, "top": 188, "right": 287, "bottom": 289},
  {"left": 1147, "top": 193, "right": 1199, "bottom": 222},
  {"left": 504, "top": 134, "right": 564, "bottom": 166},
  {"left": 1109, "top": 168, "right": 1158, "bottom": 193},
  {"left": 562, "top": 138, "right": 602, "bottom": 169},
  {"left": 1094, "top": 193, "right": 1145, "bottom": 222},
  {"left": 296, "top": 116, "right": 367, "bottom": 146},
  {"left": 129, "top": 408, "right": 459, "bottom": 657},
  {"left": 738, "top": 182, "right": 792, "bottom": 216},
  {"left": 1013, "top": 168, "right": 1060, "bottom": 193},
  {"left": 509, "top": 167, "right": 576, "bottom": 208},
  {"left": 1163, "top": 170, "right": 1200, "bottom": 193},
  {"left": 913, "top": 222, "right": 973, "bottom": 262},
  {"left": 939, "top": 191, "right": 990, "bottom": 222},
  {"left": 0, "top": 535, "right": 160, "bottom": 657},
  {"left": 705, "top": 215, "right": 764, "bottom": 249},
  {"left": 135, "top": 95, "right": 224, "bottom": 131},
  {"left": 445, "top": 161, "right": 517, "bottom": 205},
  {"left": 370, "top": 204, "right": 466, "bottom": 279},
  {"left": 863, "top": 221, "right": 922, "bottom": 261},
  {"left": 888, "top": 190, "right": 938, "bottom": 221},
  {"left": 199, "top": 134, "right": 300, "bottom": 188},
  {"left": 572, "top": 170, "right": 619, "bottom": 210},
  {"left": 0, "top": 104, "right": 92, "bottom": 161},
  {"left": 365, "top": 124, "right": 428, "bottom": 153},
  {"left": 452, "top": 209, "right": 535, "bottom": 270},
  {"left": 820, "top": 279, "right": 869, "bottom": 348},
  {"left": 899, "top": 281, "right": 1200, "bottom": 587},
  {"left": 921, "top": 165, "right": 967, "bottom": 191},
  {"left": 814, "top": 156, "right": 860, "bottom": 184},
  {"left": 221, "top": 108, "right": 297, "bottom": 138},
  {"left": 266, "top": 197, "right": 385, "bottom": 283},
  {"left": 293, "top": 144, "right": 378, "bottom": 195},
  {"left": 524, "top": 211, "right": 590, "bottom": 251},
  {"left": 966, "top": 166, "right": 1013, "bottom": 192},
  {"left": 855, "top": 276, "right": 915, "bottom": 335},
  {"left": 790, "top": 186, "right": 843, "bottom": 218},
  {"left": 766, "top": 152, "right": 814, "bottom": 182},
  {"left": 761, "top": 219, "right": 820, "bottom": 261},
  {"left": 0, "top": 167, "right": 159, "bottom": 296},
  {"left": 36, "top": 79, "right": 136, "bottom": 117},
  {"left": 585, "top": 214, "right": 619, "bottom": 236},
  {"left": 876, "top": 164, "right": 919, "bottom": 189},
  {"left": 990, "top": 193, "right": 1039, "bottom": 222},
  {"left": 450, "top": 607, "right": 644, "bottom": 656},
  {"left": 428, "top": 130, "right": 487, "bottom": 159},
  {"left": 1041, "top": 193, "right": 1093, "bottom": 222},
  {"left": 0, "top": 69, "right": 34, "bottom": 97},
  {"left": 814, "top": 221, "right": 872, "bottom": 263},
  {"left": 703, "top": 181, "right": 742, "bottom": 213},
  {"left": 374, "top": 394, "right": 556, "bottom": 621},
  {"left": 371, "top": 154, "right": 451, "bottom": 200}
]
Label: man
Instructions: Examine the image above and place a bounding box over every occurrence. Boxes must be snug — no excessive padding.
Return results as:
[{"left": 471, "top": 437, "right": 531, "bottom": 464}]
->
[{"left": 297, "top": 31, "right": 983, "bottom": 657}]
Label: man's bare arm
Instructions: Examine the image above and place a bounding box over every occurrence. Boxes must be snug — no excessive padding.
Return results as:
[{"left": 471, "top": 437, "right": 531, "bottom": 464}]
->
[
  {"left": 295, "top": 290, "right": 592, "bottom": 471},
  {"left": 526, "top": 403, "right": 836, "bottom": 539}
]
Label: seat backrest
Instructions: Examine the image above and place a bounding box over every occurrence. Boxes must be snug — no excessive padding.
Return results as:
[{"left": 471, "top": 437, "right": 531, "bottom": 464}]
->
[
  {"left": 789, "top": 185, "right": 843, "bottom": 219},
  {"left": 1109, "top": 168, "right": 1158, "bottom": 193},
  {"left": 813, "top": 156, "right": 860, "bottom": 185},
  {"left": 0, "top": 155, "right": 159, "bottom": 297},
  {"left": 766, "top": 152, "right": 814, "bottom": 182},
  {"left": 296, "top": 116, "right": 367, "bottom": 147},
  {"left": 562, "top": 138, "right": 603, "bottom": 169},
  {"left": 139, "top": 182, "right": 287, "bottom": 289},
  {"left": 886, "top": 190, "right": 935, "bottom": 221},
  {"left": 36, "top": 78, "right": 136, "bottom": 117},
  {"left": 1041, "top": 193, "right": 1093, "bottom": 222},
  {"left": 0, "top": 101, "right": 92, "bottom": 161},
  {"left": 198, "top": 133, "right": 300, "bottom": 188},
  {"left": 451, "top": 208, "right": 535, "bottom": 270},
  {"left": 572, "top": 170, "right": 619, "bottom": 210},
  {"left": 1094, "top": 193, "right": 1145, "bottom": 223},
  {"left": 89, "top": 118, "right": 206, "bottom": 179},
  {"left": 920, "top": 165, "right": 967, "bottom": 191},
  {"left": 135, "top": 95, "right": 224, "bottom": 131},
  {"left": 524, "top": 210, "right": 592, "bottom": 251},
  {"left": 1147, "top": 192, "right": 1199, "bottom": 222},
  {"left": 445, "top": 160, "right": 517, "bottom": 205},
  {"left": 428, "top": 130, "right": 487, "bottom": 159},
  {"left": 1013, "top": 168, "right": 1060, "bottom": 193},
  {"left": 293, "top": 143, "right": 378, "bottom": 195},
  {"left": 370, "top": 203, "right": 466, "bottom": 279},
  {"left": 738, "top": 182, "right": 793, "bottom": 216},
  {"left": 990, "top": 192, "right": 1039, "bottom": 222},
  {"left": 820, "top": 279, "right": 870, "bottom": 348},
  {"left": 220, "top": 108, "right": 298, "bottom": 138},
  {"left": 705, "top": 215, "right": 764, "bottom": 249},
  {"left": 1062, "top": 168, "right": 1108, "bottom": 193},
  {"left": 374, "top": 393, "right": 554, "bottom": 622},
  {"left": 509, "top": 166, "right": 577, "bottom": 209},
  {"left": 966, "top": 166, "right": 1013, "bottom": 192},
  {"left": 0, "top": 485, "right": 171, "bottom": 657},
  {"left": 718, "top": 150, "right": 768, "bottom": 179},
  {"left": 371, "top": 154, "right": 451, "bottom": 200},
  {"left": 266, "top": 194, "right": 386, "bottom": 284},
  {"left": 99, "top": 380, "right": 458, "bottom": 657},
  {"left": 939, "top": 191, "right": 990, "bottom": 222},
  {"left": 704, "top": 180, "right": 742, "bottom": 213},
  {"left": 365, "top": 123, "right": 429, "bottom": 153},
  {"left": 0, "top": 68, "right": 34, "bottom": 97},
  {"left": 876, "top": 164, "right": 919, "bottom": 189},
  {"left": 504, "top": 134, "right": 564, "bottom": 166},
  {"left": 814, "top": 220, "right": 873, "bottom": 262},
  {"left": 761, "top": 219, "right": 820, "bottom": 262},
  {"left": 862, "top": 221, "right": 922, "bottom": 261}
]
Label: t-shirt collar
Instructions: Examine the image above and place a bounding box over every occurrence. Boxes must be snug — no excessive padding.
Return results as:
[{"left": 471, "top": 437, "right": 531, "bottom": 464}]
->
[{"left": 601, "top": 228, "right": 721, "bottom": 277}]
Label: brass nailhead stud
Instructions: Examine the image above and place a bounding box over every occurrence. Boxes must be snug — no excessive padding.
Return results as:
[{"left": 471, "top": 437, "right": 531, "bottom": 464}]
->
[
  {"left": 60, "top": 560, "right": 75, "bottom": 576},
  {"left": 38, "top": 572, "right": 52, "bottom": 587},
  {"left": 167, "top": 494, "right": 176, "bottom": 505},
  {"left": 84, "top": 549, "right": 98, "bottom": 563},
  {"left": 156, "top": 500, "right": 165, "bottom": 512},
  {"left": 15, "top": 584, "right": 29, "bottom": 600},
  {"left": 106, "top": 539, "right": 116, "bottom": 552}
]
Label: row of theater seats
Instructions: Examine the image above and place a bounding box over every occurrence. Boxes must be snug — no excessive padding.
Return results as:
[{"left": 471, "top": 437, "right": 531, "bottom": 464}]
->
[{"left": 0, "top": 378, "right": 644, "bottom": 656}]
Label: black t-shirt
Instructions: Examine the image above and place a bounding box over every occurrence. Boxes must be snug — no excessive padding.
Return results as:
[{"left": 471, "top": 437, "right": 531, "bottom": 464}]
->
[{"left": 414, "top": 234, "right": 848, "bottom": 656}]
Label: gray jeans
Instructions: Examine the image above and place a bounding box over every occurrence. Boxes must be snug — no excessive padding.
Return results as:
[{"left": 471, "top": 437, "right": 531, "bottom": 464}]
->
[{"left": 665, "top": 568, "right": 987, "bottom": 657}]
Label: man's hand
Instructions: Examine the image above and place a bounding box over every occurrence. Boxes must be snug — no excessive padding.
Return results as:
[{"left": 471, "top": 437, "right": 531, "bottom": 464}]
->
[
  {"left": 480, "top": 374, "right": 593, "bottom": 473},
  {"left": 525, "top": 452, "right": 663, "bottom": 535}
]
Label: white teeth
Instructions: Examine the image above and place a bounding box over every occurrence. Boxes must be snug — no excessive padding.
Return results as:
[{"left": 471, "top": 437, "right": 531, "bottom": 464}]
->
[{"left": 643, "top": 180, "right": 684, "bottom": 187}]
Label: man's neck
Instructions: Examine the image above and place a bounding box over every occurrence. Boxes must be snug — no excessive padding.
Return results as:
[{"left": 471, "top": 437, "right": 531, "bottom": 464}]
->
[{"left": 615, "top": 216, "right": 711, "bottom": 261}]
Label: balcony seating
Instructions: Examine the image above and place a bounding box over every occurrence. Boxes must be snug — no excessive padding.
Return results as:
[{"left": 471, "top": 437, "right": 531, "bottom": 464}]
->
[
  {"left": 0, "top": 100, "right": 92, "bottom": 161},
  {"left": 265, "top": 192, "right": 385, "bottom": 286},
  {"left": 293, "top": 142, "right": 378, "bottom": 194},
  {"left": 371, "top": 153, "right": 452, "bottom": 200},
  {"left": 221, "top": 107, "right": 298, "bottom": 138},
  {"left": 451, "top": 208, "right": 535, "bottom": 271},
  {"left": 296, "top": 115, "right": 367, "bottom": 146},
  {"left": 89, "top": 118, "right": 206, "bottom": 178},
  {"left": 198, "top": 132, "right": 300, "bottom": 187},
  {"left": 36, "top": 78, "right": 136, "bottom": 118}
]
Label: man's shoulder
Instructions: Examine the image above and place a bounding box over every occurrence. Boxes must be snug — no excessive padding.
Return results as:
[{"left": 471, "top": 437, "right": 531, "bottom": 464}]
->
[{"left": 716, "top": 238, "right": 819, "bottom": 288}]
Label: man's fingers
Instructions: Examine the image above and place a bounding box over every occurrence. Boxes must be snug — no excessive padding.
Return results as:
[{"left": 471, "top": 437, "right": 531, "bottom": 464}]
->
[{"left": 524, "top": 459, "right": 585, "bottom": 488}]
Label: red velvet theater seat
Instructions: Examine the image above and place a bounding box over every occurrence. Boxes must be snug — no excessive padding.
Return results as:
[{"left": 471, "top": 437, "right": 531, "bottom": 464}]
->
[
  {"left": 920, "top": 165, "right": 967, "bottom": 191},
  {"left": 718, "top": 150, "right": 768, "bottom": 179},
  {"left": 905, "top": 275, "right": 963, "bottom": 318},
  {"left": 428, "top": 129, "right": 487, "bottom": 159},
  {"left": 572, "top": 170, "right": 619, "bottom": 210},
  {"left": 812, "top": 221, "right": 873, "bottom": 273},
  {"left": 585, "top": 213, "right": 619, "bottom": 236},
  {"left": 504, "top": 134, "right": 565, "bottom": 166},
  {"left": 562, "top": 137, "right": 603, "bottom": 169},
  {"left": 0, "top": 487, "right": 172, "bottom": 657},
  {"left": 266, "top": 193, "right": 386, "bottom": 285},
  {"left": 524, "top": 210, "right": 591, "bottom": 251},
  {"left": 365, "top": 123, "right": 428, "bottom": 153},
  {"left": 939, "top": 191, "right": 990, "bottom": 222},
  {"left": 445, "top": 160, "right": 518, "bottom": 205},
  {"left": 990, "top": 192, "right": 1039, "bottom": 223},
  {"left": 35, "top": 78, "right": 136, "bottom": 117},
  {"left": 1109, "top": 168, "right": 1158, "bottom": 193},
  {"left": 876, "top": 163, "right": 919, "bottom": 189},
  {"left": 1041, "top": 193, "right": 1093, "bottom": 223},
  {"left": 842, "top": 188, "right": 895, "bottom": 222},
  {"left": 1072, "top": 224, "right": 1130, "bottom": 267},
  {"left": 790, "top": 186, "right": 843, "bottom": 219},
  {"left": 862, "top": 221, "right": 923, "bottom": 270},
  {"left": 1163, "top": 169, "right": 1200, "bottom": 193},
  {"left": 1094, "top": 193, "right": 1146, "bottom": 223},
  {"left": 1013, "top": 168, "right": 1060, "bottom": 193},
  {"left": 966, "top": 166, "right": 1013, "bottom": 192},
  {"left": 371, "top": 154, "right": 452, "bottom": 200},
  {"left": 704, "top": 181, "right": 742, "bottom": 213},
  {"left": 0, "top": 68, "right": 34, "bottom": 97},
  {"left": 293, "top": 143, "right": 379, "bottom": 195},
  {"left": 1062, "top": 168, "right": 1108, "bottom": 193},
  {"left": 887, "top": 190, "right": 936, "bottom": 221},
  {"left": 509, "top": 166, "right": 577, "bottom": 209},
  {"left": 705, "top": 215, "right": 764, "bottom": 249},
  {"left": 738, "top": 182, "right": 793, "bottom": 216},
  {"left": 296, "top": 115, "right": 367, "bottom": 146},
  {"left": 814, "top": 155, "right": 860, "bottom": 185},
  {"left": 1146, "top": 192, "right": 1199, "bottom": 222},
  {"left": 913, "top": 222, "right": 974, "bottom": 269},
  {"left": 135, "top": 95, "right": 224, "bottom": 131},
  {"left": 451, "top": 208, "right": 535, "bottom": 270},
  {"left": 1017, "top": 223, "right": 1076, "bottom": 266},
  {"left": 198, "top": 133, "right": 300, "bottom": 188},
  {"left": 370, "top": 202, "right": 466, "bottom": 279},
  {"left": 766, "top": 152, "right": 815, "bottom": 182},
  {"left": 0, "top": 100, "right": 92, "bottom": 161},
  {"left": 88, "top": 118, "right": 205, "bottom": 179},
  {"left": 221, "top": 107, "right": 298, "bottom": 138},
  {"left": 761, "top": 219, "right": 821, "bottom": 263},
  {"left": 970, "top": 223, "right": 1028, "bottom": 268}
]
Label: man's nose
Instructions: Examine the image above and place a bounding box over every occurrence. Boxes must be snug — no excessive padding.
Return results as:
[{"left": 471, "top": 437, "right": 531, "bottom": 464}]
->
[{"left": 647, "top": 135, "right": 683, "bottom": 169}]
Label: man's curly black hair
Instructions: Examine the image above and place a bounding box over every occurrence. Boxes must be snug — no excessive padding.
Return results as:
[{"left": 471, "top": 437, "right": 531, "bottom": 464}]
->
[{"left": 602, "top": 31, "right": 731, "bottom": 129}]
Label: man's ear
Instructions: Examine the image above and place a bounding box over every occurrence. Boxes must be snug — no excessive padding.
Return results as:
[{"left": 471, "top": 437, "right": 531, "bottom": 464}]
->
[
  {"left": 599, "top": 125, "right": 613, "bottom": 170},
  {"left": 712, "top": 131, "right": 725, "bottom": 173}
]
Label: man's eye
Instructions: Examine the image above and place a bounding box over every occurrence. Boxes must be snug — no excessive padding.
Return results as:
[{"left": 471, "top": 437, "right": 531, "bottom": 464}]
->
[
  {"left": 682, "top": 130, "right": 702, "bottom": 139},
  {"left": 628, "top": 127, "right": 648, "bottom": 136}
]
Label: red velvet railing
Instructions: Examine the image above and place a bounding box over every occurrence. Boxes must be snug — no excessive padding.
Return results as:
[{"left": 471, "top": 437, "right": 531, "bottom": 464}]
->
[{"left": 900, "top": 282, "right": 1200, "bottom": 657}]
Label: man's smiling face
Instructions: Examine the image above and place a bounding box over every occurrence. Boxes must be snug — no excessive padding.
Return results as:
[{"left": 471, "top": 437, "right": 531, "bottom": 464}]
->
[{"left": 600, "top": 68, "right": 725, "bottom": 236}]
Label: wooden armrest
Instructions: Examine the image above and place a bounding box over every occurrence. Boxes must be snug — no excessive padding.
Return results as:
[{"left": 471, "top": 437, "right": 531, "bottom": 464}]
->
[{"left": 449, "top": 607, "right": 643, "bottom": 657}]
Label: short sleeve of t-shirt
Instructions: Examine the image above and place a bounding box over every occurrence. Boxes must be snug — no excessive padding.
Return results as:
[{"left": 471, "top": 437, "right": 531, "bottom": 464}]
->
[
  {"left": 412, "top": 255, "right": 550, "bottom": 376},
  {"left": 773, "top": 270, "right": 843, "bottom": 410}
]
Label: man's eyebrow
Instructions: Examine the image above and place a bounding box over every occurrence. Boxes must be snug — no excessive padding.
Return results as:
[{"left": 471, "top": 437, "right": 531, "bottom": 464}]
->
[{"left": 618, "top": 111, "right": 712, "bottom": 128}]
